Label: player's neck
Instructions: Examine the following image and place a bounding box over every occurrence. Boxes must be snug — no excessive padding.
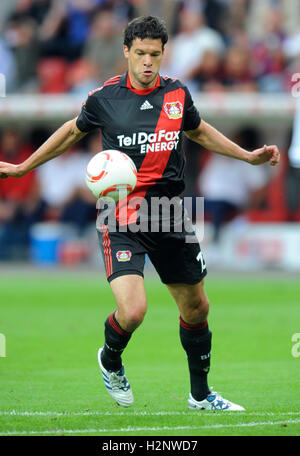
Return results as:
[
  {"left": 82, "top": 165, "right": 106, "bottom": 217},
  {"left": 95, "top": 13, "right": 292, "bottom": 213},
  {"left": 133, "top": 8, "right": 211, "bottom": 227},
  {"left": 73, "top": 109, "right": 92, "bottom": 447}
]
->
[{"left": 127, "top": 71, "right": 159, "bottom": 91}]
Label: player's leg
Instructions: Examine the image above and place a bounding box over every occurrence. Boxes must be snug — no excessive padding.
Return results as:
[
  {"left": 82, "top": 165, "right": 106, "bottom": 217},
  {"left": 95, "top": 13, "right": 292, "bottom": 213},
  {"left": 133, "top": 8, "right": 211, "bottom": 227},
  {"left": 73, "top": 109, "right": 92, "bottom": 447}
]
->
[
  {"left": 167, "top": 279, "right": 211, "bottom": 402},
  {"left": 98, "top": 226, "right": 147, "bottom": 369},
  {"left": 98, "top": 273, "right": 147, "bottom": 407},
  {"left": 148, "top": 223, "right": 244, "bottom": 410},
  {"left": 167, "top": 279, "right": 244, "bottom": 411},
  {"left": 97, "top": 227, "right": 147, "bottom": 406},
  {"left": 101, "top": 274, "right": 147, "bottom": 371}
]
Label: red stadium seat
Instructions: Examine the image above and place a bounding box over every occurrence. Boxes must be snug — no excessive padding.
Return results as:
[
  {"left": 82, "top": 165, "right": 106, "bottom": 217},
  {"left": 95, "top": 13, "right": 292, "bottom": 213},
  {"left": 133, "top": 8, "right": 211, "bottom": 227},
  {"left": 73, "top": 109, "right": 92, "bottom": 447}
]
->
[{"left": 37, "top": 58, "right": 69, "bottom": 94}]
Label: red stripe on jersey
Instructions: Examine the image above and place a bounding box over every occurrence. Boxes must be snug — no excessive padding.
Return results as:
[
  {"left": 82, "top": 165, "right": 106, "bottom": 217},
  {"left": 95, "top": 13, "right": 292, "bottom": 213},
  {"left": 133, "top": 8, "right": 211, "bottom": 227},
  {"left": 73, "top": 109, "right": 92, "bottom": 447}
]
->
[
  {"left": 106, "top": 231, "right": 113, "bottom": 276},
  {"left": 126, "top": 73, "right": 160, "bottom": 95},
  {"left": 116, "top": 88, "right": 186, "bottom": 225},
  {"left": 104, "top": 76, "right": 121, "bottom": 87},
  {"left": 104, "top": 231, "right": 110, "bottom": 277},
  {"left": 104, "top": 80, "right": 121, "bottom": 87},
  {"left": 104, "top": 82, "right": 121, "bottom": 88},
  {"left": 104, "top": 75, "right": 121, "bottom": 83},
  {"left": 102, "top": 230, "right": 109, "bottom": 276},
  {"left": 102, "top": 229, "right": 113, "bottom": 277},
  {"left": 108, "top": 75, "right": 122, "bottom": 80}
]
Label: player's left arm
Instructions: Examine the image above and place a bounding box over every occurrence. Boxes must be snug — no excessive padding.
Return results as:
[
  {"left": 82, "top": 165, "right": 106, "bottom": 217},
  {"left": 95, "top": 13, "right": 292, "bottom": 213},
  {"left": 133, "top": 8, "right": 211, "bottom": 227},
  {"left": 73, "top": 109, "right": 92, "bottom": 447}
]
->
[{"left": 185, "top": 120, "right": 280, "bottom": 166}]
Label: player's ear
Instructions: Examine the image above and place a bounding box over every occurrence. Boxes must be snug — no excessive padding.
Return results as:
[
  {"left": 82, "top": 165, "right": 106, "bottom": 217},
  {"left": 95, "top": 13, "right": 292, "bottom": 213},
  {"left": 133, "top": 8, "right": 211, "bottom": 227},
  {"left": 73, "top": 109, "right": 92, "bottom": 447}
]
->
[{"left": 123, "top": 45, "right": 129, "bottom": 59}]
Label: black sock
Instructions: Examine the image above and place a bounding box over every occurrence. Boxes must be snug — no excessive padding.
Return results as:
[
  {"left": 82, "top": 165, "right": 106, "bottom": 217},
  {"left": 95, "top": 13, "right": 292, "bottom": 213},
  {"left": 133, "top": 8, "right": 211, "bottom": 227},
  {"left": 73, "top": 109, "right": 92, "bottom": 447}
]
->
[
  {"left": 101, "top": 312, "right": 132, "bottom": 372},
  {"left": 179, "top": 316, "right": 212, "bottom": 401}
]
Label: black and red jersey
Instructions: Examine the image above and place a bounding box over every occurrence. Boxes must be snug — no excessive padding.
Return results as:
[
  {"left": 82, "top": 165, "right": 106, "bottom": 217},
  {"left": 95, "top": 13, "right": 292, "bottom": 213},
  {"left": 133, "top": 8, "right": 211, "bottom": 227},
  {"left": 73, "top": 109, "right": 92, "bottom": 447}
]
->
[{"left": 76, "top": 72, "right": 201, "bottom": 224}]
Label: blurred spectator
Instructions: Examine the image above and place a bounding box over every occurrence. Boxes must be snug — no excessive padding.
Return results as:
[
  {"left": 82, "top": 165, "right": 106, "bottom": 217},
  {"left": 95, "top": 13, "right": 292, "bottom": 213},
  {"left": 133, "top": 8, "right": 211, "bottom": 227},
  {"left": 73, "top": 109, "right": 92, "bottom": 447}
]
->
[
  {"left": 284, "top": 32, "right": 300, "bottom": 61},
  {"left": 161, "top": 3, "right": 225, "bottom": 92},
  {"left": 198, "top": 127, "right": 269, "bottom": 243},
  {"left": 0, "top": 129, "right": 43, "bottom": 259},
  {"left": 228, "top": 26, "right": 252, "bottom": 51},
  {"left": 0, "top": 0, "right": 17, "bottom": 23},
  {"left": 106, "top": 0, "right": 136, "bottom": 28},
  {"left": 221, "top": 45, "right": 257, "bottom": 92},
  {"left": 133, "top": 0, "right": 180, "bottom": 35},
  {"left": 37, "top": 135, "right": 98, "bottom": 233},
  {"left": 226, "top": 0, "right": 250, "bottom": 32},
  {"left": 82, "top": 7, "right": 126, "bottom": 84},
  {"left": 7, "top": 0, "right": 52, "bottom": 26},
  {"left": 38, "top": 0, "right": 105, "bottom": 60},
  {"left": 285, "top": 98, "right": 300, "bottom": 221},
  {"left": 202, "top": 0, "right": 231, "bottom": 40},
  {"left": 252, "top": 9, "right": 288, "bottom": 93},
  {"left": 246, "top": 0, "right": 300, "bottom": 40},
  {"left": 191, "top": 49, "right": 224, "bottom": 93},
  {"left": 4, "top": 16, "right": 39, "bottom": 92},
  {"left": 0, "top": 22, "right": 17, "bottom": 93}
]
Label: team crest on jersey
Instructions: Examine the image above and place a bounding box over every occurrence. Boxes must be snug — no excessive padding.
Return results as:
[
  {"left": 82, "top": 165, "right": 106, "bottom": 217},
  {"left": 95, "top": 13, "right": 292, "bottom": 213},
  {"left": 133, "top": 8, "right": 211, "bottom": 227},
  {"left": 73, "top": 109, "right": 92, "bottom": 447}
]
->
[
  {"left": 164, "top": 101, "right": 183, "bottom": 119},
  {"left": 116, "top": 250, "right": 132, "bottom": 262}
]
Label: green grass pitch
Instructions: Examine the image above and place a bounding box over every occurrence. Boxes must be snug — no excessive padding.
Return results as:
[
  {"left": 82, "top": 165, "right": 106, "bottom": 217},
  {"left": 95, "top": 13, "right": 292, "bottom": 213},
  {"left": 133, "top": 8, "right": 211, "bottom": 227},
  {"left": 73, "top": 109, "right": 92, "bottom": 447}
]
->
[{"left": 0, "top": 272, "right": 299, "bottom": 436}]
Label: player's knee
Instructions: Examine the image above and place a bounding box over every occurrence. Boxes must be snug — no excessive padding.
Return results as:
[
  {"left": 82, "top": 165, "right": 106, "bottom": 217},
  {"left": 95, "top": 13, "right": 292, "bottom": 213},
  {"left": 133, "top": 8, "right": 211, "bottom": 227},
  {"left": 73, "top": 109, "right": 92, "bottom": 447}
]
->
[
  {"left": 199, "top": 294, "right": 210, "bottom": 320},
  {"left": 122, "top": 304, "right": 147, "bottom": 331},
  {"left": 183, "top": 294, "right": 210, "bottom": 324}
]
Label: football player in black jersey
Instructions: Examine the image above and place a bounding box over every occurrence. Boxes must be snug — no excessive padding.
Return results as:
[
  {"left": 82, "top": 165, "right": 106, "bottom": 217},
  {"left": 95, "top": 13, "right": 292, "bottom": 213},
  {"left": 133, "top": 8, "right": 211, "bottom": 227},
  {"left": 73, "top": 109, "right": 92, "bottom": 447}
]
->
[{"left": 0, "top": 16, "right": 280, "bottom": 411}]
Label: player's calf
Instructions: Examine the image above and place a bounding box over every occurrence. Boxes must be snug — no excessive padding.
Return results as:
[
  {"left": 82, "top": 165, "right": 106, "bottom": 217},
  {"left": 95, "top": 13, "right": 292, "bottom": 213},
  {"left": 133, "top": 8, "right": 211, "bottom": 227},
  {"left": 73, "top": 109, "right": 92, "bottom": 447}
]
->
[
  {"left": 179, "top": 316, "right": 212, "bottom": 401},
  {"left": 101, "top": 311, "right": 132, "bottom": 372}
]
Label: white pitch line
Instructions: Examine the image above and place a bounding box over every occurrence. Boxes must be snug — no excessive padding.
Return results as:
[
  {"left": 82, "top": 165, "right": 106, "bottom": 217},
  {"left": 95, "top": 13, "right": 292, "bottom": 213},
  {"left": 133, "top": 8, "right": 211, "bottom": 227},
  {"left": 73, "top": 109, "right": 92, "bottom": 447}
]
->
[
  {"left": 1, "top": 410, "right": 300, "bottom": 418},
  {"left": 0, "top": 419, "right": 300, "bottom": 436}
]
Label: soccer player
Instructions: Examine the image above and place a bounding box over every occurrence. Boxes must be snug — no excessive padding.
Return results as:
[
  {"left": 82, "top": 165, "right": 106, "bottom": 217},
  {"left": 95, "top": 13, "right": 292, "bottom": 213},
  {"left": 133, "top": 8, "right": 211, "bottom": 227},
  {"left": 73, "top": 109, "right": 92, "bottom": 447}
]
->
[{"left": 0, "top": 16, "right": 280, "bottom": 411}]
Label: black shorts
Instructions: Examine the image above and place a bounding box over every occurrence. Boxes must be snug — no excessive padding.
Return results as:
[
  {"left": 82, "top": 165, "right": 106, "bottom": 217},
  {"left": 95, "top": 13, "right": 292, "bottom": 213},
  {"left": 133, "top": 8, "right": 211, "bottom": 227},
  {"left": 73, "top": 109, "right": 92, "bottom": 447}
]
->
[{"left": 98, "top": 224, "right": 207, "bottom": 285}]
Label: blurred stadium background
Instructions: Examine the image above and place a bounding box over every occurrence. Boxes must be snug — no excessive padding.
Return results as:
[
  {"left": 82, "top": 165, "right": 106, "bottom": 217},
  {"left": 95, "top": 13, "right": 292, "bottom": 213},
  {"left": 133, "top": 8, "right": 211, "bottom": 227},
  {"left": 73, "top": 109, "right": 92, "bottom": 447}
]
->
[{"left": 0, "top": 0, "right": 300, "bottom": 273}]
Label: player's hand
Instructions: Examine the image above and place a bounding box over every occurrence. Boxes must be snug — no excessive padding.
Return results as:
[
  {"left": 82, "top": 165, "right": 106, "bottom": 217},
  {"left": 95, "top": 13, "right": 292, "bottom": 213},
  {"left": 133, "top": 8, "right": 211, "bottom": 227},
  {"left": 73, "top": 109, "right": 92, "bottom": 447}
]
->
[
  {"left": 0, "top": 162, "right": 25, "bottom": 179},
  {"left": 249, "top": 145, "right": 280, "bottom": 166}
]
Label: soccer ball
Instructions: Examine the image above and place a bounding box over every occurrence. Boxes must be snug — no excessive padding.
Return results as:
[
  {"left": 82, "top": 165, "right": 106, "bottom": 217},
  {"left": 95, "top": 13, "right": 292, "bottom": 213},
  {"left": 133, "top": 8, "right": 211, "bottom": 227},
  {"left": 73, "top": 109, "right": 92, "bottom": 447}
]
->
[{"left": 85, "top": 150, "right": 137, "bottom": 201}]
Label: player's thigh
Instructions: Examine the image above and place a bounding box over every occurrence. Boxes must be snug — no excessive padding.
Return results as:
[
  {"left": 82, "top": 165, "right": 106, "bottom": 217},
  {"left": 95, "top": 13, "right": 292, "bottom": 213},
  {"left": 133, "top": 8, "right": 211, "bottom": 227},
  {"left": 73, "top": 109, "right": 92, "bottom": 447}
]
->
[
  {"left": 98, "top": 227, "right": 146, "bottom": 282},
  {"left": 110, "top": 274, "right": 148, "bottom": 330},
  {"left": 166, "top": 279, "right": 209, "bottom": 324},
  {"left": 147, "top": 228, "right": 207, "bottom": 287}
]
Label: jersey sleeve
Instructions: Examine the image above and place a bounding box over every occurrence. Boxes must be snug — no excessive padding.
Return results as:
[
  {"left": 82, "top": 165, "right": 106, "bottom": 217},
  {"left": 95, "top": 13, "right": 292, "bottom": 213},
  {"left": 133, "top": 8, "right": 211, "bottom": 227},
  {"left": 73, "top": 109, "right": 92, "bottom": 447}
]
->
[
  {"left": 182, "top": 87, "right": 201, "bottom": 131},
  {"left": 76, "top": 92, "right": 103, "bottom": 132}
]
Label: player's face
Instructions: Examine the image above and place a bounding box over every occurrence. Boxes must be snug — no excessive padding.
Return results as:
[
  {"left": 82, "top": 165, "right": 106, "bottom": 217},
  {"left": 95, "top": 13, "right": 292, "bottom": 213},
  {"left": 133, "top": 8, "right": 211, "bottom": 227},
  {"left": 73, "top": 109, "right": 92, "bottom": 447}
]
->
[{"left": 124, "top": 38, "right": 164, "bottom": 89}]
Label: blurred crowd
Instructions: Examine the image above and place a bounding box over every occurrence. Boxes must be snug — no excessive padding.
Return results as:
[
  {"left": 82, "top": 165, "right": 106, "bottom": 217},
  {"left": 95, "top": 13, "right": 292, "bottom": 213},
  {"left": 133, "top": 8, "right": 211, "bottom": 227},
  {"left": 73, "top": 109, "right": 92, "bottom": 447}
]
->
[
  {"left": 0, "top": 0, "right": 300, "bottom": 95},
  {"left": 0, "top": 122, "right": 295, "bottom": 261},
  {"left": 1, "top": 0, "right": 300, "bottom": 261},
  {"left": 0, "top": 128, "right": 100, "bottom": 259}
]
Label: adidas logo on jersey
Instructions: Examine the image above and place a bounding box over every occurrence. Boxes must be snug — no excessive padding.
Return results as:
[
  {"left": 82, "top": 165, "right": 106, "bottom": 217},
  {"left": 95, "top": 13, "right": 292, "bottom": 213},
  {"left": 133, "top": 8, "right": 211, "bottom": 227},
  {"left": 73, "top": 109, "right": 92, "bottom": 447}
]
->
[{"left": 140, "top": 100, "right": 153, "bottom": 110}]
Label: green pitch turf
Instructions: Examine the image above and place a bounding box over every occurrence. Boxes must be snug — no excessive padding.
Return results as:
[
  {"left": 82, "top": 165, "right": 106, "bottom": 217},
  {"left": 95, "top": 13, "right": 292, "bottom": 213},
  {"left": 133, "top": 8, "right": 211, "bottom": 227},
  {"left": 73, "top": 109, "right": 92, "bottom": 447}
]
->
[{"left": 0, "top": 272, "right": 299, "bottom": 436}]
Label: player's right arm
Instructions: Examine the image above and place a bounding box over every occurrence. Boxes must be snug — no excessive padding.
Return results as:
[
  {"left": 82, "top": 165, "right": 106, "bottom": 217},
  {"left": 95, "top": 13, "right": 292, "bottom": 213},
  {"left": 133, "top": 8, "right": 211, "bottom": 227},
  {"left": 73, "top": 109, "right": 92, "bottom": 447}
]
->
[{"left": 0, "top": 117, "right": 86, "bottom": 179}]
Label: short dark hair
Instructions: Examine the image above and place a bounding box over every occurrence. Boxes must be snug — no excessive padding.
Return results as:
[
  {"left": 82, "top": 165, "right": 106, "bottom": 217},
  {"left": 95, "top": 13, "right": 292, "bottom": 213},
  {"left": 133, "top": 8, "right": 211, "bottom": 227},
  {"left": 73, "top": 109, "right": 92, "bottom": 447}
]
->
[{"left": 124, "top": 16, "right": 168, "bottom": 50}]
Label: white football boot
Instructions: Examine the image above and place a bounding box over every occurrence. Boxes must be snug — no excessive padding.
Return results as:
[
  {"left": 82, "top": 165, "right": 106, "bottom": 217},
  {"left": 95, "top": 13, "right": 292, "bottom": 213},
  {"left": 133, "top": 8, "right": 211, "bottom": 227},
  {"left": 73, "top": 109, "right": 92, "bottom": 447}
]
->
[
  {"left": 97, "top": 347, "right": 134, "bottom": 407},
  {"left": 188, "top": 389, "right": 245, "bottom": 411}
]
